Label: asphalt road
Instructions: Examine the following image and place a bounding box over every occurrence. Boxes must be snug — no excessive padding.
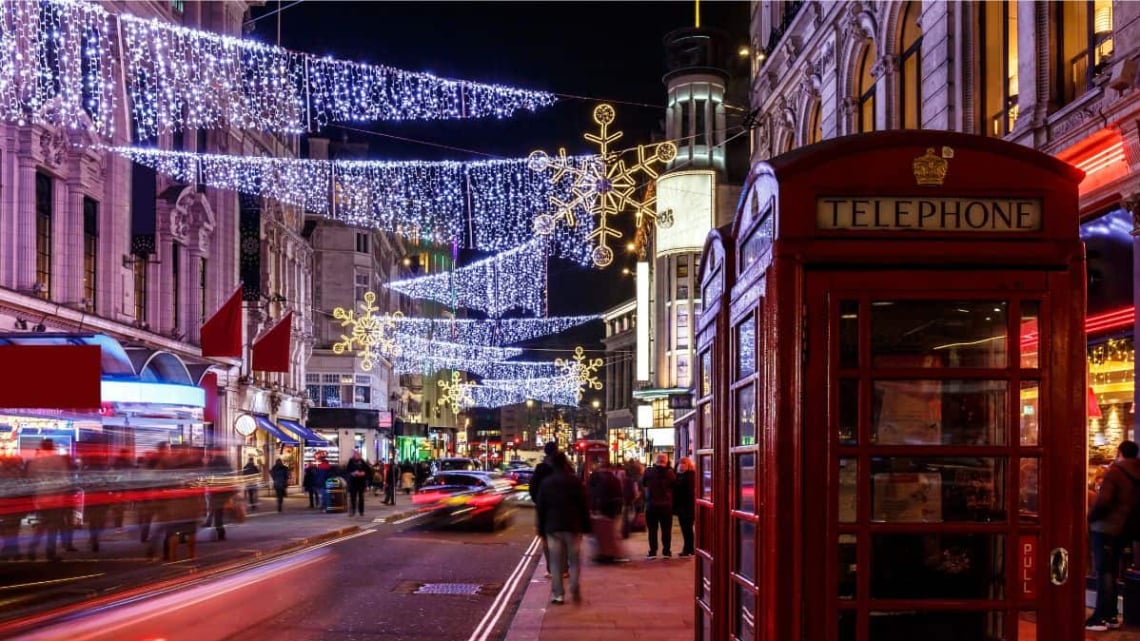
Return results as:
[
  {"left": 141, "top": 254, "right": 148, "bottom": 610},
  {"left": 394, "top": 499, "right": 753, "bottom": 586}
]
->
[{"left": 1, "top": 504, "right": 540, "bottom": 641}]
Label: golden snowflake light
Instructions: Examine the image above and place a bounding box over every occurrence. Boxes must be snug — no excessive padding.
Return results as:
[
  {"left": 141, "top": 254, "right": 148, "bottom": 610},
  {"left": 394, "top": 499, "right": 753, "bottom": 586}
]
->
[
  {"left": 556, "top": 345, "right": 604, "bottom": 403},
  {"left": 331, "top": 291, "right": 403, "bottom": 372},
  {"left": 438, "top": 370, "right": 475, "bottom": 414},
  {"left": 529, "top": 103, "right": 677, "bottom": 268}
]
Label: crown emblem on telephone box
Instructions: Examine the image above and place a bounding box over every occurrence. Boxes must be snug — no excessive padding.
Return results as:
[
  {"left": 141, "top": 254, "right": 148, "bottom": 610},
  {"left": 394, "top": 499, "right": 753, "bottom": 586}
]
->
[{"left": 913, "top": 147, "right": 952, "bottom": 186}]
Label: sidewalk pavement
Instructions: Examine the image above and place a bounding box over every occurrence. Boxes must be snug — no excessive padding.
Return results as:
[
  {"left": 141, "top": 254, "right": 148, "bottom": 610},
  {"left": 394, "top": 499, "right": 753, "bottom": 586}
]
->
[{"left": 504, "top": 525, "right": 694, "bottom": 641}]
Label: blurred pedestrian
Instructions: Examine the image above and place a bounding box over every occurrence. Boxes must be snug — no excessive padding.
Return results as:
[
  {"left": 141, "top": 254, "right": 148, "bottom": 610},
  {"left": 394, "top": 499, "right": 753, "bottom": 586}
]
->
[
  {"left": 203, "top": 448, "right": 234, "bottom": 541},
  {"left": 302, "top": 462, "right": 318, "bottom": 508},
  {"left": 530, "top": 441, "right": 562, "bottom": 577},
  {"left": 1087, "top": 440, "right": 1140, "bottom": 630},
  {"left": 345, "top": 450, "right": 372, "bottom": 517},
  {"left": 536, "top": 451, "right": 590, "bottom": 606},
  {"left": 621, "top": 458, "right": 644, "bottom": 538},
  {"left": 242, "top": 456, "right": 260, "bottom": 511},
  {"left": 674, "top": 457, "right": 696, "bottom": 558},
  {"left": 26, "top": 439, "right": 69, "bottom": 562},
  {"left": 315, "top": 452, "right": 332, "bottom": 510},
  {"left": 0, "top": 456, "right": 26, "bottom": 560},
  {"left": 383, "top": 459, "right": 398, "bottom": 505},
  {"left": 270, "top": 458, "right": 289, "bottom": 512},
  {"left": 642, "top": 452, "right": 676, "bottom": 559}
]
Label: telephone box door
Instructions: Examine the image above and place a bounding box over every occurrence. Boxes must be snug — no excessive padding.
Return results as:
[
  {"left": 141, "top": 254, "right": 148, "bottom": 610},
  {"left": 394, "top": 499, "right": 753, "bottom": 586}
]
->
[{"left": 803, "top": 268, "right": 1084, "bottom": 641}]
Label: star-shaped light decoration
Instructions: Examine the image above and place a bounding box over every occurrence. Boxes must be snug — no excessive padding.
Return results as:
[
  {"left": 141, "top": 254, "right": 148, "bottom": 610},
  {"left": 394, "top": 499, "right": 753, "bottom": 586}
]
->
[
  {"left": 556, "top": 345, "right": 604, "bottom": 403},
  {"left": 331, "top": 291, "right": 403, "bottom": 372},
  {"left": 529, "top": 103, "right": 677, "bottom": 268},
  {"left": 438, "top": 370, "right": 475, "bottom": 414}
]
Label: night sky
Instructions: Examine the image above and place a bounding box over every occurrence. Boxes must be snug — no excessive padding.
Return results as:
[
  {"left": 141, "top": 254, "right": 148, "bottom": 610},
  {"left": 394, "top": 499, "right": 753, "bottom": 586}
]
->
[{"left": 249, "top": 1, "right": 750, "bottom": 355}]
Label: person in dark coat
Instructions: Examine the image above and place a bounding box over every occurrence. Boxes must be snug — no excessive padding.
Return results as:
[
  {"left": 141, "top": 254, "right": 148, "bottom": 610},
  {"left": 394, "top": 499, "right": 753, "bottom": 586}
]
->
[
  {"left": 530, "top": 441, "right": 562, "bottom": 576},
  {"left": 269, "top": 458, "right": 289, "bottom": 512},
  {"left": 383, "top": 459, "right": 399, "bottom": 505},
  {"left": 203, "top": 449, "right": 235, "bottom": 541},
  {"left": 536, "top": 452, "right": 591, "bottom": 605},
  {"left": 642, "top": 452, "right": 677, "bottom": 558},
  {"left": 1087, "top": 440, "right": 1140, "bottom": 630},
  {"left": 242, "top": 456, "right": 260, "bottom": 511},
  {"left": 344, "top": 450, "right": 372, "bottom": 517},
  {"left": 674, "top": 457, "right": 697, "bottom": 557},
  {"left": 302, "top": 463, "right": 318, "bottom": 509},
  {"left": 587, "top": 461, "right": 627, "bottom": 563}
]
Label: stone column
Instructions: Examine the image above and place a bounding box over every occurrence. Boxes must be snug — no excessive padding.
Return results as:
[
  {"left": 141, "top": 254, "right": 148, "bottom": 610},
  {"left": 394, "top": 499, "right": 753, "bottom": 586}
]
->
[
  {"left": 15, "top": 156, "right": 38, "bottom": 291},
  {"left": 1127, "top": 192, "right": 1140, "bottom": 442}
]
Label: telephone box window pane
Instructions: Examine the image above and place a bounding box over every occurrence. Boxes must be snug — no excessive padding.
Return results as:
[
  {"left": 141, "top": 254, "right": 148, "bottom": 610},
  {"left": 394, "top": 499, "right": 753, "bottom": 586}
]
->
[
  {"left": 1019, "top": 457, "right": 1039, "bottom": 522},
  {"left": 701, "top": 403, "right": 713, "bottom": 451},
  {"left": 737, "top": 453, "right": 756, "bottom": 513},
  {"left": 838, "top": 534, "right": 857, "bottom": 599},
  {"left": 871, "top": 533, "right": 1006, "bottom": 599},
  {"left": 700, "top": 454, "right": 713, "bottom": 499},
  {"left": 839, "top": 378, "right": 858, "bottom": 445},
  {"left": 735, "top": 518, "right": 756, "bottom": 583},
  {"left": 872, "top": 380, "right": 1008, "bottom": 446},
  {"left": 839, "top": 300, "right": 859, "bottom": 369},
  {"left": 700, "top": 612, "right": 712, "bottom": 641},
  {"left": 1020, "top": 301, "right": 1040, "bottom": 369},
  {"left": 737, "top": 385, "right": 756, "bottom": 446},
  {"left": 737, "top": 316, "right": 756, "bottom": 379},
  {"left": 870, "top": 457, "right": 1007, "bottom": 522},
  {"left": 838, "top": 611, "right": 856, "bottom": 641},
  {"left": 1020, "top": 381, "right": 1039, "bottom": 446},
  {"left": 869, "top": 610, "right": 1006, "bottom": 640},
  {"left": 871, "top": 300, "right": 1008, "bottom": 368},
  {"left": 736, "top": 583, "right": 756, "bottom": 641},
  {"left": 839, "top": 458, "right": 857, "bottom": 522},
  {"left": 701, "top": 350, "right": 712, "bottom": 397},
  {"left": 699, "top": 555, "right": 712, "bottom": 605},
  {"left": 699, "top": 505, "right": 714, "bottom": 548}
]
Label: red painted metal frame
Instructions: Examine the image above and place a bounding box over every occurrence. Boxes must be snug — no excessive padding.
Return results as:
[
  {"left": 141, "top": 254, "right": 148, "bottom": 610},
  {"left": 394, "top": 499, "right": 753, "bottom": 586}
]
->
[{"left": 696, "top": 131, "right": 1087, "bottom": 641}]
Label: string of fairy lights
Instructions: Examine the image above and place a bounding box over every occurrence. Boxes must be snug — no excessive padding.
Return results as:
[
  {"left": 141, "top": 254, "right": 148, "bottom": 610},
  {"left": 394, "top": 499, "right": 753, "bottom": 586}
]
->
[{"left": 0, "top": 0, "right": 557, "bottom": 139}]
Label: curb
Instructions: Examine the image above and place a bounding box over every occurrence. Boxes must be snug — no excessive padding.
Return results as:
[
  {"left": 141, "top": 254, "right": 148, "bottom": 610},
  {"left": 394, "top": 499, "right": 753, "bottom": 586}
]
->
[{"left": 503, "top": 551, "right": 549, "bottom": 641}]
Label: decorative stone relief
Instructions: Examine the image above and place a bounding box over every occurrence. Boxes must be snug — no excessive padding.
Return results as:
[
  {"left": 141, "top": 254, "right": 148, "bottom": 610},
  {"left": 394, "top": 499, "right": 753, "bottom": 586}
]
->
[
  {"left": 799, "top": 63, "right": 822, "bottom": 100},
  {"left": 810, "top": 1, "right": 824, "bottom": 28},
  {"left": 843, "top": 2, "right": 876, "bottom": 42},
  {"left": 1124, "top": 193, "right": 1140, "bottom": 236},
  {"left": 1051, "top": 107, "right": 1096, "bottom": 139},
  {"left": 818, "top": 38, "right": 836, "bottom": 71},
  {"left": 170, "top": 207, "right": 191, "bottom": 242},
  {"left": 871, "top": 54, "right": 896, "bottom": 80},
  {"left": 783, "top": 37, "right": 800, "bottom": 70},
  {"left": 777, "top": 97, "right": 796, "bottom": 132},
  {"left": 39, "top": 129, "right": 66, "bottom": 169}
]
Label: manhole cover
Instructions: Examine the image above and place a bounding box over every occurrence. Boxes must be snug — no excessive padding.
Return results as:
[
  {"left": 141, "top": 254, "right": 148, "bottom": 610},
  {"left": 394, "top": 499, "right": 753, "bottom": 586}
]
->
[{"left": 414, "top": 583, "right": 484, "bottom": 595}]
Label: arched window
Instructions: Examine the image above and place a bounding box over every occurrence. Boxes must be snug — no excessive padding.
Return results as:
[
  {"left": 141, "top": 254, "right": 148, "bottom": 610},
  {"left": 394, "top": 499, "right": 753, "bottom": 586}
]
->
[
  {"left": 898, "top": 2, "right": 923, "bottom": 129},
  {"left": 857, "top": 47, "right": 876, "bottom": 132},
  {"left": 977, "top": 1, "right": 1018, "bottom": 136},
  {"left": 807, "top": 99, "right": 822, "bottom": 144}
]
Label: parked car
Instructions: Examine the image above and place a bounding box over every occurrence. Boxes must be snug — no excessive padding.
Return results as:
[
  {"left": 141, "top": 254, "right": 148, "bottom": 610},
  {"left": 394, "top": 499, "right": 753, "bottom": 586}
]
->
[
  {"left": 412, "top": 471, "right": 515, "bottom": 530},
  {"left": 435, "top": 457, "right": 482, "bottom": 472}
]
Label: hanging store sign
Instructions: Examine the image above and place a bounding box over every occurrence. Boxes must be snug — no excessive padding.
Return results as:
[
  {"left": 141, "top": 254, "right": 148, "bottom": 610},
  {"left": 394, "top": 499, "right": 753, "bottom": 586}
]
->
[{"left": 817, "top": 197, "right": 1042, "bottom": 232}]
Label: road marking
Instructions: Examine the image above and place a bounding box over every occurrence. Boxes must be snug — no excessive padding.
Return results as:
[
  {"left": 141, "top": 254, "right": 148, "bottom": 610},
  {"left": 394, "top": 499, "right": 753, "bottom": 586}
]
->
[
  {"left": 467, "top": 536, "right": 541, "bottom": 641},
  {"left": 0, "top": 573, "right": 104, "bottom": 591}
]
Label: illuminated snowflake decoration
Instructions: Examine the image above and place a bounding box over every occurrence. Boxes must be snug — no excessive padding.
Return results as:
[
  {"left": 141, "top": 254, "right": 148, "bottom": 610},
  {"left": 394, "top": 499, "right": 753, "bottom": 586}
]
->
[
  {"left": 556, "top": 345, "right": 604, "bottom": 403},
  {"left": 331, "top": 291, "right": 403, "bottom": 372},
  {"left": 529, "top": 103, "right": 677, "bottom": 268},
  {"left": 438, "top": 370, "right": 475, "bottom": 414}
]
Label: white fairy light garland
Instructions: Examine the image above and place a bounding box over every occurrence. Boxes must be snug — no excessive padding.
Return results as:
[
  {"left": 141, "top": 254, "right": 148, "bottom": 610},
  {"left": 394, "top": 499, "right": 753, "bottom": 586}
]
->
[
  {"left": 104, "top": 145, "right": 597, "bottom": 261},
  {"left": 386, "top": 238, "right": 547, "bottom": 317},
  {"left": 391, "top": 314, "right": 600, "bottom": 346}
]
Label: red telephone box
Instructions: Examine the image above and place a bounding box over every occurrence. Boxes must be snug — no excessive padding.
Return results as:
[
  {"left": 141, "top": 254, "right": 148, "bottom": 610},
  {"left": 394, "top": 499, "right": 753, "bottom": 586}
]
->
[{"left": 694, "top": 131, "right": 1086, "bottom": 641}]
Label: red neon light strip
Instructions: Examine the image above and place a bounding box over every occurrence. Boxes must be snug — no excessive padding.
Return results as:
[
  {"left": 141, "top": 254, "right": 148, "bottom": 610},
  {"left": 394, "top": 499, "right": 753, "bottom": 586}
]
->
[{"left": 1020, "top": 306, "right": 1135, "bottom": 349}]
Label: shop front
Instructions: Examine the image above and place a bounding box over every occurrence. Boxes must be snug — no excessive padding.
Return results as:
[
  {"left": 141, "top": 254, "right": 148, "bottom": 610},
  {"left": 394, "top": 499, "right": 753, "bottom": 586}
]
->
[{"left": 695, "top": 132, "right": 1087, "bottom": 641}]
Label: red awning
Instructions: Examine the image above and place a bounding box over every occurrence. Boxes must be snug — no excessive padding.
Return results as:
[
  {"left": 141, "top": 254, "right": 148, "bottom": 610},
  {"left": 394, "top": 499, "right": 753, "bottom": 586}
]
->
[{"left": 0, "top": 345, "right": 101, "bottom": 409}]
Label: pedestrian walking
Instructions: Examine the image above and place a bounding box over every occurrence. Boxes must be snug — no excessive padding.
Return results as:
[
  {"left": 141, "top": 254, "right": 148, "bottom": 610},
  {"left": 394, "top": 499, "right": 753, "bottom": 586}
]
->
[
  {"left": 314, "top": 452, "right": 332, "bottom": 510},
  {"left": 531, "top": 441, "right": 567, "bottom": 577},
  {"left": 383, "top": 459, "right": 399, "bottom": 505},
  {"left": 302, "top": 462, "right": 318, "bottom": 508},
  {"left": 26, "top": 439, "right": 70, "bottom": 562},
  {"left": 0, "top": 456, "right": 26, "bottom": 560},
  {"left": 345, "top": 449, "right": 372, "bottom": 517},
  {"left": 270, "top": 458, "right": 289, "bottom": 512},
  {"left": 536, "top": 451, "right": 590, "bottom": 606},
  {"left": 242, "top": 456, "right": 260, "bottom": 511},
  {"left": 1086, "top": 440, "right": 1140, "bottom": 630},
  {"left": 203, "top": 448, "right": 235, "bottom": 541},
  {"left": 621, "top": 458, "right": 644, "bottom": 538},
  {"left": 642, "top": 452, "right": 676, "bottom": 559},
  {"left": 674, "top": 457, "right": 696, "bottom": 558}
]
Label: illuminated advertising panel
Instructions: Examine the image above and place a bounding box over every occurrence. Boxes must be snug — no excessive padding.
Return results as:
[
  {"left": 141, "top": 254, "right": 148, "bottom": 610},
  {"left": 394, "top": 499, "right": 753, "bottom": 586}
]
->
[
  {"left": 637, "top": 262, "right": 650, "bottom": 380},
  {"left": 656, "top": 171, "right": 716, "bottom": 255}
]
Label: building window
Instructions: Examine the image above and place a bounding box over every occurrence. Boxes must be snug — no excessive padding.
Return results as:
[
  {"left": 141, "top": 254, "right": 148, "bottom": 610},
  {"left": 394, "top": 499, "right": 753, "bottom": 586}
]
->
[
  {"left": 978, "top": 1, "right": 1018, "bottom": 136},
  {"left": 694, "top": 99, "right": 707, "bottom": 146},
  {"left": 199, "top": 257, "right": 208, "bottom": 325},
  {"left": 83, "top": 197, "right": 98, "bottom": 308},
  {"left": 898, "top": 2, "right": 923, "bottom": 129},
  {"left": 355, "top": 232, "right": 370, "bottom": 254},
  {"left": 34, "top": 172, "right": 52, "bottom": 299},
  {"left": 171, "top": 242, "right": 181, "bottom": 331},
  {"left": 807, "top": 99, "right": 823, "bottom": 144},
  {"left": 680, "top": 101, "right": 691, "bottom": 143},
  {"left": 355, "top": 272, "right": 369, "bottom": 303},
  {"left": 857, "top": 46, "right": 876, "bottom": 133},
  {"left": 170, "top": 0, "right": 184, "bottom": 13},
  {"left": 1054, "top": 0, "right": 1114, "bottom": 108},
  {"left": 134, "top": 257, "right": 148, "bottom": 325}
]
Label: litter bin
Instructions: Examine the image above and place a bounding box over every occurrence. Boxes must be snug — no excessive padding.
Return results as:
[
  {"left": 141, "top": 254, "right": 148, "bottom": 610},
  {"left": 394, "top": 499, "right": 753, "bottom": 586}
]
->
[
  {"left": 1124, "top": 567, "right": 1140, "bottom": 625},
  {"left": 325, "top": 477, "right": 346, "bottom": 513}
]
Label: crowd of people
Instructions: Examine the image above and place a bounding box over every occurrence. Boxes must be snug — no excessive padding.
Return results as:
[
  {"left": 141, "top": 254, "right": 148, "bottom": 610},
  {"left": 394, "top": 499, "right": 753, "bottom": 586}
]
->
[{"left": 530, "top": 441, "right": 695, "bottom": 606}]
